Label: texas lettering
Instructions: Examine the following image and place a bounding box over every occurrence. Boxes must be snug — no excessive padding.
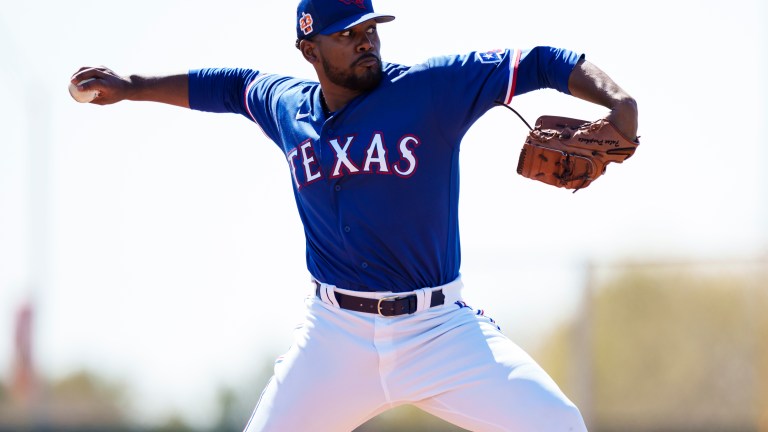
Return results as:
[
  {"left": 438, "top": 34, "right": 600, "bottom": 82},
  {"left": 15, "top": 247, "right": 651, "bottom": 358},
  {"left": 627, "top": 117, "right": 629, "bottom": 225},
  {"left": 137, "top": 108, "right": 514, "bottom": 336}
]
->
[{"left": 286, "top": 132, "right": 421, "bottom": 188}]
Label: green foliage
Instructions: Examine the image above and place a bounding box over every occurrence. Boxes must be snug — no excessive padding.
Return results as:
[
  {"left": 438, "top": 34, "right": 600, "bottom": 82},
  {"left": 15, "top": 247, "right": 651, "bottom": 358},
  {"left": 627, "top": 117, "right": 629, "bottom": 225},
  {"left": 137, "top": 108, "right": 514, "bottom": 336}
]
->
[
  {"left": 51, "top": 370, "right": 126, "bottom": 403},
  {"left": 536, "top": 264, "right": 767, "bottom": 432},
  {"left": 49, "top": 370, "right": 128, "bottom": 427},
  {"left": 355, "top": 405, "right": 468, "bottom": 432},
  {"left": 593, "top": 270, "right": 762, "bottom": 430},
  {"left": 151, "top": 415, "right": 196, "bottom": 432}
]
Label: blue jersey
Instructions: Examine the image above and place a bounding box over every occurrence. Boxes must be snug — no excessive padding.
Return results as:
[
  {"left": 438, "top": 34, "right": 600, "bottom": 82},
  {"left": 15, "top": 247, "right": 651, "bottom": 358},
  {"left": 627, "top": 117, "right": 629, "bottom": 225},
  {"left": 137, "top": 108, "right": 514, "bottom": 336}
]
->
[{"left": 189, "top": 46, "right": 582, "bottom": 292}]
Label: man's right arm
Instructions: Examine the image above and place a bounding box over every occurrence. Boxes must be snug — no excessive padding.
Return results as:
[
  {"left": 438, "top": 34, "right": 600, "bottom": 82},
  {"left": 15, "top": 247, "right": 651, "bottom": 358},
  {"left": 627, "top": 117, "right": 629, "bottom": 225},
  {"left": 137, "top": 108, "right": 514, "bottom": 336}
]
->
[
  {"left": 70, "top": 66, "right": 189, "bottom": 108},
  {"left": 71, "top": 66, "right": 281, "bottom": 143}
]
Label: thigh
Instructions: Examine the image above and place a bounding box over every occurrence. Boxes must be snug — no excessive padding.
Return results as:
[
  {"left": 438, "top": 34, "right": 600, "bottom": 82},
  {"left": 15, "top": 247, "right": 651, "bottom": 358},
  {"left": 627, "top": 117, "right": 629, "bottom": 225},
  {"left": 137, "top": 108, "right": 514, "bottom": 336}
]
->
[
  {"left": 401, "top": 306, "right": 587, "bottom": 432},
  {"left": 244, "top": 297, "right": 388, "bottom": 432}
]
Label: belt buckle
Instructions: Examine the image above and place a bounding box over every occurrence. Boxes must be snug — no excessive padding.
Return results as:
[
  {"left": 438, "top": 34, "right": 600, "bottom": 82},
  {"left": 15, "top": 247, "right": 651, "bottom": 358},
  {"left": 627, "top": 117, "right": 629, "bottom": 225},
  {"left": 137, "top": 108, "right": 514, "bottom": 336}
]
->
[{"left": 377, "top": 295, "right": 403, "bottom": 317}]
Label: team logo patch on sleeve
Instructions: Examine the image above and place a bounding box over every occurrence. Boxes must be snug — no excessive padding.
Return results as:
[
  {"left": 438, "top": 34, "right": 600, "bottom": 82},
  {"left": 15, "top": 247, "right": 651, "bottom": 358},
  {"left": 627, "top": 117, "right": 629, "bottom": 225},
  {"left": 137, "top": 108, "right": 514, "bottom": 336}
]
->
[{"left": 477, "top": 49, "right": 504, "bottom": 64}]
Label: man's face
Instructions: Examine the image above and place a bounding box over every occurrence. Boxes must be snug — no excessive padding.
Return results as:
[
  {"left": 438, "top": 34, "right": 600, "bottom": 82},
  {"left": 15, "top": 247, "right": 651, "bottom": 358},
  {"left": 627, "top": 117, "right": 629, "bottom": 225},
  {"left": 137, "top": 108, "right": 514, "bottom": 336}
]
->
[{"left": 313, "top": 20, "right": 383, "bottom": 92}]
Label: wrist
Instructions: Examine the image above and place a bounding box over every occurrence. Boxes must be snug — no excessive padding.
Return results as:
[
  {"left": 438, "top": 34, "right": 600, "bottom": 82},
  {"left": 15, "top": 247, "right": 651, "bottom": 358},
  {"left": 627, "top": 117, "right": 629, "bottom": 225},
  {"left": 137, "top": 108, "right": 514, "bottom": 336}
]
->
[
  {"left": 126, "top": 75, "right": 148, "bottom": 101},
  {"left": 607, "top": 98, "right": 639, "bottom": 142}
]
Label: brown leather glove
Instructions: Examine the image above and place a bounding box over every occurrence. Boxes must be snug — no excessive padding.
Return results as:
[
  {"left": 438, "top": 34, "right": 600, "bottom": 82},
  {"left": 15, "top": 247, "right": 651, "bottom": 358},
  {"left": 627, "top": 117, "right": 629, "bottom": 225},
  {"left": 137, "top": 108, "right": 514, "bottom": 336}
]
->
[{"left": 517, "top": 115, "right": 639, "bottom": 192}]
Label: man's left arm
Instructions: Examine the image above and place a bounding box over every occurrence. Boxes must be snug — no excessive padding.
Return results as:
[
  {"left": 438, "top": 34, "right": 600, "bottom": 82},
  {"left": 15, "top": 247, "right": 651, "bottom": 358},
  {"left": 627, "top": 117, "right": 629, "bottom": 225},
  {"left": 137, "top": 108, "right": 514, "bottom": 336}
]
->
[{"left": 567, "top": 58, "right": 639, "bottom": 141}]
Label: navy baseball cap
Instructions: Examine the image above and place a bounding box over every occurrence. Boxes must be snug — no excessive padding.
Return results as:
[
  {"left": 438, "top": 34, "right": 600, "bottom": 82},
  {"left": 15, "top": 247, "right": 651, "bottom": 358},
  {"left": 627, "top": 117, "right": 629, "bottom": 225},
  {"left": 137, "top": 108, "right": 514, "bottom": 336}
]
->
[{"left": 296, "top": 0, "right": 395, "bottom": 41}]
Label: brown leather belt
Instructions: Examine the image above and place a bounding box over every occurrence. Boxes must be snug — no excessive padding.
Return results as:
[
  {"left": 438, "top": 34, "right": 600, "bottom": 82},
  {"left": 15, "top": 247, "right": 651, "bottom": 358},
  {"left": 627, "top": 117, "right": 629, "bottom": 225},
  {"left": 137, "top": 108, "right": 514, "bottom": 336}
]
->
[{"left": 315, "top": 282, "right": 446, "bottom": 317}]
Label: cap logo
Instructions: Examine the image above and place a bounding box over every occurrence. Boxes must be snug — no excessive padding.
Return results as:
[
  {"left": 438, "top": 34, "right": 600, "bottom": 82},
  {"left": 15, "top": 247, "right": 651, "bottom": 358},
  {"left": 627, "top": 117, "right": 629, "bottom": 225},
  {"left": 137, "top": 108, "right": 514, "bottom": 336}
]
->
[
  {"left": 338, "top": 0, "right": 367, "bottom": 9},
  {"left": 299, "top": 12, "right": 314, "bottom": 35}
]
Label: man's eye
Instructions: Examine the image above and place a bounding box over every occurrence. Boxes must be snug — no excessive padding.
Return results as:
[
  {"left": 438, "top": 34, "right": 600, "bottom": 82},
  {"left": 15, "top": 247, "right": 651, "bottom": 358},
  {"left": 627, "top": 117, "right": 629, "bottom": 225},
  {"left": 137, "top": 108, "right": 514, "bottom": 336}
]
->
[
  {"left": 367, "top": 27, "right": 376, "bottom": 34},
  {"left": 340, "top": 30, "right": 351, "bottom": 37}
]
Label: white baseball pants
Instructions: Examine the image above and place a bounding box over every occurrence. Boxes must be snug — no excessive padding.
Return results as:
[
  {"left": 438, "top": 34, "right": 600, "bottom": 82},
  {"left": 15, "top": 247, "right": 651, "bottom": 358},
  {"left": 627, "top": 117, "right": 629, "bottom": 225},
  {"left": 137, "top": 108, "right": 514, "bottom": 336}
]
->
[{"left": 244, "top": 277, "right": 587, "bottom": 432}]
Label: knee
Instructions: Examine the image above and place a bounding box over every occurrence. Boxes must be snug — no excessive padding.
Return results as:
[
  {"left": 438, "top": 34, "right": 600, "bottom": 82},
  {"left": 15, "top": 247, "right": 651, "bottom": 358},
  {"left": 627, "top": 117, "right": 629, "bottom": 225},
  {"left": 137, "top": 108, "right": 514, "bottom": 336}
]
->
[{"left": 506, "top": 386, "right": 587, "bottom": 431}]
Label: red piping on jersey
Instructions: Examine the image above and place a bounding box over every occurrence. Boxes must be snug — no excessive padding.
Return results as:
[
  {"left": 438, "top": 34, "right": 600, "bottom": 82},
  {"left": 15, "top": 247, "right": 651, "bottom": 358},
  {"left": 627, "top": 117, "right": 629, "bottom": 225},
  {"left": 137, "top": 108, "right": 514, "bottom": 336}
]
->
[{"left": 504, "top": 49, "right": 521, "bottom": 105}]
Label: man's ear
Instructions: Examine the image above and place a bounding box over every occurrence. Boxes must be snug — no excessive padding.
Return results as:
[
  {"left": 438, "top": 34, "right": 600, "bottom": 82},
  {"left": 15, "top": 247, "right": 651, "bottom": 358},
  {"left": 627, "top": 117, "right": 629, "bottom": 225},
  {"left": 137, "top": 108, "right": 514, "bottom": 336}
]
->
[{"left": 299, "top": 39, "right": 319, "bottom": 64}]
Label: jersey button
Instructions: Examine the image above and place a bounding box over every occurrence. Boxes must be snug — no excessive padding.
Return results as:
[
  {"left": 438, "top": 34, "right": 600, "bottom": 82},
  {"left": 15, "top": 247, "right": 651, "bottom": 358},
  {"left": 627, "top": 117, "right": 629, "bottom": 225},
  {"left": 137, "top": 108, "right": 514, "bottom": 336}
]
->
[
  {"left": 344, "top": 226, "right": 351, "bottom": 233},
  {"left": 335, "top": 185, "right": 341, "bottom": 192},
  {"left": 361, "top": 262, "right": 369, "bottom": 269}
]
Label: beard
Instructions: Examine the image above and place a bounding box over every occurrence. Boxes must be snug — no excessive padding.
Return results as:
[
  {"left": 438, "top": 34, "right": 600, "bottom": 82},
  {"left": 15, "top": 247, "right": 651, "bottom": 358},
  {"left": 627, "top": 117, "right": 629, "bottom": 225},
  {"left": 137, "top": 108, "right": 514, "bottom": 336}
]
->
[{"left": 322, "top": 54, "right": 383, "bottom": 93}]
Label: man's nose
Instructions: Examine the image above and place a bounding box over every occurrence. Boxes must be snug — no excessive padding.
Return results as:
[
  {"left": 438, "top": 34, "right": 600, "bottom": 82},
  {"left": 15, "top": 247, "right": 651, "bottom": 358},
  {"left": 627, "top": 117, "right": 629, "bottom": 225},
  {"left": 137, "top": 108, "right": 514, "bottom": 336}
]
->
[{"left": 356, "top": 33, "right": 374, "bottom": 52}]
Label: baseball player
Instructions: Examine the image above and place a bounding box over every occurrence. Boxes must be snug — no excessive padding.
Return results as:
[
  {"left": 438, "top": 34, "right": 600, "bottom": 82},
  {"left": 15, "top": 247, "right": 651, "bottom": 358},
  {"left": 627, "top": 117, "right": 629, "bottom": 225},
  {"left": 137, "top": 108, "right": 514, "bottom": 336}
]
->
[{"left": 70, "top": 0, "right": 638, "bottom": 430}]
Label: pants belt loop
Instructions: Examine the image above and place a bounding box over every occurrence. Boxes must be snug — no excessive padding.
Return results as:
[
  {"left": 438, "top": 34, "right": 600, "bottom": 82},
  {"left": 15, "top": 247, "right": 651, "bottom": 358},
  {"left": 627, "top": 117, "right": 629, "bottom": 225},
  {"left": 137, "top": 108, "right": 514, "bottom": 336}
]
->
[{"left": 414, "top": 288, "right": 432, "bottom": 313}]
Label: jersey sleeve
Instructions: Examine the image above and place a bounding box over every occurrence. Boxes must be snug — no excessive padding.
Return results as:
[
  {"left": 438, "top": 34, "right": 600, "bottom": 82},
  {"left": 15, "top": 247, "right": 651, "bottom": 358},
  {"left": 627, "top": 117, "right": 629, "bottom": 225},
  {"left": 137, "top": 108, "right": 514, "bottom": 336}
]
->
[
  {"left": 515, "top": 46, "right": 584, "bottom": 95},
  {"left": 189, "top": 68, "right": 260, "bottom": 115},
  {"left": 188, "top": 68, "right": 306, "bottom": 145},
  {"left": 421, "top": 46, "right": 582, "bottom": 133}
]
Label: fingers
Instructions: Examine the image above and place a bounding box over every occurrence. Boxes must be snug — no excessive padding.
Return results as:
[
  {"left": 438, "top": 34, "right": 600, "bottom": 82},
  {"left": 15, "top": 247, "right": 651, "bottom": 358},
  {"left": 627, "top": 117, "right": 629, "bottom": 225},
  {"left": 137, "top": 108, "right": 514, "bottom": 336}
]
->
[
  {"left": 68, "top": 66, "right": 128, "bottom": 105},
  {"left": 69, "top": 66, "right": 117, "bottom": 85}
]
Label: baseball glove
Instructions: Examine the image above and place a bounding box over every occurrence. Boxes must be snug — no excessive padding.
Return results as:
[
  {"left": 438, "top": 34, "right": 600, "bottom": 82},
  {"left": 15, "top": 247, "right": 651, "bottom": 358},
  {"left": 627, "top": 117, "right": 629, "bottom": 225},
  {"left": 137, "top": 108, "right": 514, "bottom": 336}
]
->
[{"left": 516, "top": 115, "right": 639, "bottom": 192}]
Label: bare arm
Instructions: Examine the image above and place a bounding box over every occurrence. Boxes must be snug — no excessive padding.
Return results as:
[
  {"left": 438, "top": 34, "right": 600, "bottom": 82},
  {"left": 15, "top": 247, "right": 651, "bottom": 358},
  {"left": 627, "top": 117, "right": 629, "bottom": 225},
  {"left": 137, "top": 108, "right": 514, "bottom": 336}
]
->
[
  {"left": 568, "top": 58, "right": 638, "bottom": 141},
  {"left": 70, "top": 66, "right": 189, "bottom": 108}
]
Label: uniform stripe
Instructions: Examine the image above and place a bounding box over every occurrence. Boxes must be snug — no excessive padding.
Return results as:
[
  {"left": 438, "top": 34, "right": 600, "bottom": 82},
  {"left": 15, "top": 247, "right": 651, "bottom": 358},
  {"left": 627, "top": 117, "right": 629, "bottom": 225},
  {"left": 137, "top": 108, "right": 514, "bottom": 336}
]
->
[{"left": 504, "top": 49, "right": 522, "bottom": 105}]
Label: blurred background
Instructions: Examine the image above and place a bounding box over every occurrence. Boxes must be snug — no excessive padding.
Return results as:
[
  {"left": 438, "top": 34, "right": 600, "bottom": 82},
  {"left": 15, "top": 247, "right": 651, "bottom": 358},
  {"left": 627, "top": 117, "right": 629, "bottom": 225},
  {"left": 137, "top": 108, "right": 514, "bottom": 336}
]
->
[{"left": 1, "top": 0, "right": 766, "bottom": 431}]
